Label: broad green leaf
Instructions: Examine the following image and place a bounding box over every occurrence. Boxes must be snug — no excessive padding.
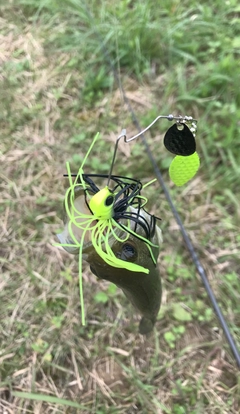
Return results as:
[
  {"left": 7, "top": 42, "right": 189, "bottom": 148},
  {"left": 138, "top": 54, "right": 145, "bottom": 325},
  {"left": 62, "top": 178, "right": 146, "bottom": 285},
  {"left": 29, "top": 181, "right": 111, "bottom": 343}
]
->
[{"left": 172, "top": 303, "right": 192, "bottom": 321}]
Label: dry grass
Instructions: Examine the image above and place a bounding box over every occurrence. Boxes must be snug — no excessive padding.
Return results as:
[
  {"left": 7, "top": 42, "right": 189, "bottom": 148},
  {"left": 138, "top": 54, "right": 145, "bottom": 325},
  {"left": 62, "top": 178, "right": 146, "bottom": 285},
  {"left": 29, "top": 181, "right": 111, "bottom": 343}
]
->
[{"left": 1, "top": 6, "right": 239, "bottom": 414}]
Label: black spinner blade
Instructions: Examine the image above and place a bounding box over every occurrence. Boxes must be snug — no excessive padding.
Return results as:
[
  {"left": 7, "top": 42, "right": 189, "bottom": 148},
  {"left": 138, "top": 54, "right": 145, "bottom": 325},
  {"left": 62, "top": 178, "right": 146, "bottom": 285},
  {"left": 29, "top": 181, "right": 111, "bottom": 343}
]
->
[{"left": 163, "top": 123, "right": 196, "bottom": 156}]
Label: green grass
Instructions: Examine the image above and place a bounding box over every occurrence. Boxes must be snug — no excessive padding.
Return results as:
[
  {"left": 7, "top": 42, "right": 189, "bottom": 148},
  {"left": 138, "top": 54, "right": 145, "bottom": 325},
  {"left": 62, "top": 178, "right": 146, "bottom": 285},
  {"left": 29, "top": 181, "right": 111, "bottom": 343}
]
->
[{"left": 1, "top": 0, "right": 240, "bottom": 412}]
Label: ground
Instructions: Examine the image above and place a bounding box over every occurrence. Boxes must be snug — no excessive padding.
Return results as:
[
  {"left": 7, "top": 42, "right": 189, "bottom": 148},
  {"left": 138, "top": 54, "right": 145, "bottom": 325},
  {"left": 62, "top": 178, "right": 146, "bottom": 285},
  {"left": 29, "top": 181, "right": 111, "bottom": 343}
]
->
[{"left": 0, "top": 1, "right": 240, "bottom": 413}]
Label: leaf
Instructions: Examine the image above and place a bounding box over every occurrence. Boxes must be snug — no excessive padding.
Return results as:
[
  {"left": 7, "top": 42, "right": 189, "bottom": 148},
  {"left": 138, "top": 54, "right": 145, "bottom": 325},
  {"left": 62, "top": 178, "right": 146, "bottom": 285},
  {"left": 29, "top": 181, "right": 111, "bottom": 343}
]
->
[
  {"left": 172, "top": 303, "right": 192, "bottom": 321},
  {"left": 164, "top": 331, "right": 176, "bottom": 343},
  {"left": 195, "top": 299, "right": 205, "bottom": 310},
  {"left": 232, "top": 37, "right": 240, "bottom": 48},
  {"left": 107, "top": 283, "right": 117, "bottom": 295},
  {"left": 11, "top": 391, "right": 87, "bottom": 409},
  {"left": 157, "top": 305, "right": 168, "bottom": 320},
  {"left": 93, "top": 291, "right": 108, "bottom": 304}
]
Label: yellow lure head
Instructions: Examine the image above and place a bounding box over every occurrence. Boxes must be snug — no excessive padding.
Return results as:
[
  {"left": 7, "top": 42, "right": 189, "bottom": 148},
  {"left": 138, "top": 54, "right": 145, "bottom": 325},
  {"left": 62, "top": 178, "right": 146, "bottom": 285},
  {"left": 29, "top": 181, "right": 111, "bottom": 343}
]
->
[{"left": 89, "top": 186, "right": 115, "bottom": 220}]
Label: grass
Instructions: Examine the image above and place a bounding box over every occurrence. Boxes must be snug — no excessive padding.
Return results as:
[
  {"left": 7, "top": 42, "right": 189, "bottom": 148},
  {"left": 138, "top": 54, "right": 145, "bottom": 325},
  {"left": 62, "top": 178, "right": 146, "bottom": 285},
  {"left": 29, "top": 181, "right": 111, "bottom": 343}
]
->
[{"left": 1, "top": 0, "right": 240, "bottom": 412}]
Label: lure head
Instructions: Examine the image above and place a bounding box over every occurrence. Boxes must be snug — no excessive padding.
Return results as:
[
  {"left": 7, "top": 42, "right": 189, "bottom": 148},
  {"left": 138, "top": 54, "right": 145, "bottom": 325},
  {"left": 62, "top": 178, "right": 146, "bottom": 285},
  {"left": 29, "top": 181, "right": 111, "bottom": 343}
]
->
[{"left": 89, "top": 186, "right": 115, "bottom": 220}]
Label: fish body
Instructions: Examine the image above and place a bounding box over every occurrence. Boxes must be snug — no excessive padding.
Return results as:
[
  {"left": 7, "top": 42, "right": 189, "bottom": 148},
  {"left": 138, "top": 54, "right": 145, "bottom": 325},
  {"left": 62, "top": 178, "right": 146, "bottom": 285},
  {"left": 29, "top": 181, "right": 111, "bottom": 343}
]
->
[
  {"left": 87, "top": 232, "right": 161, "bottom": 334},
  {"left": 57, "top": 184, "right": 162, "bottom": 334}
]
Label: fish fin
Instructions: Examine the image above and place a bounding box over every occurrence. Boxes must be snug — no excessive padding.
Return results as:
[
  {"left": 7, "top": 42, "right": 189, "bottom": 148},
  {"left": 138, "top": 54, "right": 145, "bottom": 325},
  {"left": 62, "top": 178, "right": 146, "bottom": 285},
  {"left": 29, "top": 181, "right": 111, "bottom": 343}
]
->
[{"left": 139, "top": 316, "right": 155, "bottom": 335}]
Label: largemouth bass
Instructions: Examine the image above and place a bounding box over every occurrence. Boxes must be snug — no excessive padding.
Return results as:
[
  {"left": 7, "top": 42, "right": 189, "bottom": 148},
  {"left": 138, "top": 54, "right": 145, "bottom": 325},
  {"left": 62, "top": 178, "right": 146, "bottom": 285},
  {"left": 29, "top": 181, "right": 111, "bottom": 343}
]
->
[{"left": 57, "top": 184, "right": 162, "bottom": 334}]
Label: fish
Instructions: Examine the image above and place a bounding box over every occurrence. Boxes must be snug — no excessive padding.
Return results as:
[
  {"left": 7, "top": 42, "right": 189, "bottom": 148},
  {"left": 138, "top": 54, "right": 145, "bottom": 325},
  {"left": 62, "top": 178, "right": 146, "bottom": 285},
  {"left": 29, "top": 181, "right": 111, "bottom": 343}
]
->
[{"left": 57, "top": 185, "right": 162, "bottom": 334}]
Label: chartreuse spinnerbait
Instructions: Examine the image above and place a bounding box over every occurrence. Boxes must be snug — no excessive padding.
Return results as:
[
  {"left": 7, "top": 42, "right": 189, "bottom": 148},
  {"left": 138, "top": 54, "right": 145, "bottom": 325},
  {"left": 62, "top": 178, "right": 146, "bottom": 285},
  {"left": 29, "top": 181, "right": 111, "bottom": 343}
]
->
[{"left": 57, "top": 114, "right": 199, "bottom": 333}]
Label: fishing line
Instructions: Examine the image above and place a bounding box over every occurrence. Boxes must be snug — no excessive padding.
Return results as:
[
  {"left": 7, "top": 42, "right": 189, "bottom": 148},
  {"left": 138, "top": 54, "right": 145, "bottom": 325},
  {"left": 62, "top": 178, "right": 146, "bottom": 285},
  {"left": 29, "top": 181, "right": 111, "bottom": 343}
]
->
[{"left": 83, "top": 4, "right": 240, "bottom": 368}]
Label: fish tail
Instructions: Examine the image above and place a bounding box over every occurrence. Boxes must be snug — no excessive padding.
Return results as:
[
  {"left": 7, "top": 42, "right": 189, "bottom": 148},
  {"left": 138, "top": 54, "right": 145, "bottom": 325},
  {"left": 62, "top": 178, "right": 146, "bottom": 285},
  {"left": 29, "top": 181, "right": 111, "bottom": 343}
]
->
[{"left": 139, "top": 316, "right": 156, "bottom": 335}]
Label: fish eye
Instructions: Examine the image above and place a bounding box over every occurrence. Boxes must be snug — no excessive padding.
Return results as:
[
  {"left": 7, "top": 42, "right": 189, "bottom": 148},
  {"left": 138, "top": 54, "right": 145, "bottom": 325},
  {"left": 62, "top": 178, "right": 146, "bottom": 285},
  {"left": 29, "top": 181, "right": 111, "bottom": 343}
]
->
[
  {"left": 105, "top": 195, "right": 114, "bottom": 206},
  {"left": 121, "top": 243, "right": 137, "bottom": 260}
]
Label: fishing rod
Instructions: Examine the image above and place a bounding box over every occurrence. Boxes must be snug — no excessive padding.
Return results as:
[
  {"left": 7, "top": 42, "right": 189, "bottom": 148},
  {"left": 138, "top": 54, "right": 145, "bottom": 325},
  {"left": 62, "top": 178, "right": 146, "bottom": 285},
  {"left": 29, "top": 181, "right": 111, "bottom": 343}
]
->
[{"left": 82, "top": 5, "right": 240, "bottom": 368}]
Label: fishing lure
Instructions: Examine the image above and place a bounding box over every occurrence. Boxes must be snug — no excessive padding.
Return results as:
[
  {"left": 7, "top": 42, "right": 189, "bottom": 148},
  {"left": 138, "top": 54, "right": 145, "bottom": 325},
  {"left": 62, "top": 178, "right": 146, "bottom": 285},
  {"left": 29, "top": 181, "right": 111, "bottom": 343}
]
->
[
  {"left": 57, "top": 114, "right": 199, "bottom": 332},
  {"left": 57, "top": 132, "right": 161, "bottom": 326}
]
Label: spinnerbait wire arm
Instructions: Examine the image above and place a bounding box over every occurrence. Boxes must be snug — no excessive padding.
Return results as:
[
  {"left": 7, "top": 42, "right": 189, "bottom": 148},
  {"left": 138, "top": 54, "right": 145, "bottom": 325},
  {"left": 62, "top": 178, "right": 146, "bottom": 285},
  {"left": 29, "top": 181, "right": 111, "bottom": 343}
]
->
[
  {"left": 124, "top": 114, "right": 197, "bottom": 143},
  {"left": 107, "top": 114, "right": 197, "bottom": 185}
]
